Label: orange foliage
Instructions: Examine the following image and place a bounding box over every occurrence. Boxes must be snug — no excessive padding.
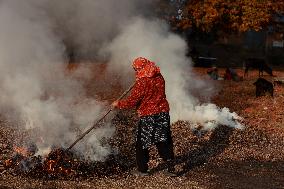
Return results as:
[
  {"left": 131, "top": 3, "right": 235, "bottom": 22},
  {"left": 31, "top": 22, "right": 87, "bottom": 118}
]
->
[{"left": 176, "top": 0, "right": 284, "bottom": 32}]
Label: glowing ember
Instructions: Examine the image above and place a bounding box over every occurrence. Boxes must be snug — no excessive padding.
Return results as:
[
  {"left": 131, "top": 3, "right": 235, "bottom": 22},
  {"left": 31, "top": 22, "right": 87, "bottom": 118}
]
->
[
  {"left": 46, "top": 160, "right": 56, "bottom": 173},
  {"left": 43, "top": 148, "right": 75, "bottom": 177},
  {"left": 13, "top": 146, "right": 30, "bottom": 157},
  {"left": 2, "top": 145, "right": 127, "bottom": 179},
  {"left": 4, "top": 159, "right": 13, "bottom": 167}
]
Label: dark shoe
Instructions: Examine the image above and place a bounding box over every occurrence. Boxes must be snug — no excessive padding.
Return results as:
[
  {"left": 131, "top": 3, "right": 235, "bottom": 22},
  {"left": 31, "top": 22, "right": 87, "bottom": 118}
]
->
[
  {"left": 164, "top": 159, "right": 177, "bottom": 177},
  {"left": 163, "top": 168, "right": 178, "bottom": 177},
  {"left": 131, "top": 169, "right": 150, "bottom": 177}
]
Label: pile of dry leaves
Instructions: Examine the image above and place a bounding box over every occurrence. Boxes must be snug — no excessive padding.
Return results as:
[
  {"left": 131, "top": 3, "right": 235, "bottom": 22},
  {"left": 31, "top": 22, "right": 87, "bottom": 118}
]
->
[{"left": 0, "top": 66, "right": 284, "bottom": 189}]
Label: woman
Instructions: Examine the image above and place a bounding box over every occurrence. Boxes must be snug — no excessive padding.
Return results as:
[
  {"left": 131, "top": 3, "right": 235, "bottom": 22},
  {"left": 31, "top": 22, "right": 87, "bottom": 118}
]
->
[{"left": 112, "top": 57, "right": 176, "bottom": 176}]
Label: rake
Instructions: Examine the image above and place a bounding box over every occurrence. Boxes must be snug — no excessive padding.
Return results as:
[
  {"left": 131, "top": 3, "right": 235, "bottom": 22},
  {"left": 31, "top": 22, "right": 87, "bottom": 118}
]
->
[{"left": 66, "top": 83, "right": 135, "bottom": 151}]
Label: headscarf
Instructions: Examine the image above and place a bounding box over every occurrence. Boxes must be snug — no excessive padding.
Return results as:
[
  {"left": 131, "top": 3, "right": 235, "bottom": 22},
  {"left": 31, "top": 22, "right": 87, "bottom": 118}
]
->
[{"left": 132, "top": 57, "right": 160, "bottom": 80}]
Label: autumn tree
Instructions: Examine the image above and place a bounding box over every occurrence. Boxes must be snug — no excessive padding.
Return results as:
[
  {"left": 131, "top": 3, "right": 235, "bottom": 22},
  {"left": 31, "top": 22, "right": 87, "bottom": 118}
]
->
[
  {"left": 155, "top": 0, "right": 187, "bottom": 21},
  {"left": 170, "top": 0, "right": 284, "bottom": 33}
]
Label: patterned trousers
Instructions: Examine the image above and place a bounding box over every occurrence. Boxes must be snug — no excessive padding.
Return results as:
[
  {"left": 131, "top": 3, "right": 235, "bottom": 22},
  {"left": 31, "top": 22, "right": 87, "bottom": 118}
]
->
[{"left": 135, "top": 112, "right": 174, "bottom": 172}]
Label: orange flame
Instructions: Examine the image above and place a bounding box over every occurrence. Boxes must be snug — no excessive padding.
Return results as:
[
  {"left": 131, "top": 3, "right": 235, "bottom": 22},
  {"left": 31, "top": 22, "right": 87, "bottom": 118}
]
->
[
  {"left": 45, "top": 159, "right": 73, "bottom": 175},
  {"left": 5, "top": 147, "right": 75, "bottom": 176},
  {"left": 44, "top": 156, "right": 74, "bottom": 176},
  {"left": 13, "top": 146, "right": 30, "bottom": 157},
  {"left": 4, "top": 159, "right": 13, "bottom": 167},
  {"left": 46, "top": 160, "right": 56, "bottom": 173}
]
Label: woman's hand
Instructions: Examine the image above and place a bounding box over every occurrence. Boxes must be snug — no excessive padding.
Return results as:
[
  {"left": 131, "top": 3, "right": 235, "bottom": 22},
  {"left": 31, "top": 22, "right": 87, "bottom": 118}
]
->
[{"left": 111, "top": 101, "right": 119, "bottom": 109}]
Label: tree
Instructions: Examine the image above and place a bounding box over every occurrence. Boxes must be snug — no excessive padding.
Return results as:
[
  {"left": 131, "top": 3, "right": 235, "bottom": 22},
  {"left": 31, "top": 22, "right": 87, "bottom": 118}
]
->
[
  {"left": 172, "top": 0, "right": 284, "bottom": 33},
  {"left": 155, "top": 0, "right": 187, "bottom": 21}
]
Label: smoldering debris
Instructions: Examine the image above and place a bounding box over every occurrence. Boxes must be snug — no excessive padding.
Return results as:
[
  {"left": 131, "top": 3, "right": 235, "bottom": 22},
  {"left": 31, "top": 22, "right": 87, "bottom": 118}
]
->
[
  {"left": 1, "top": 146, "right": 129, "bottom": 179},
  {"left": 0, "top": 0, "right": 245, "bottom": 170}
]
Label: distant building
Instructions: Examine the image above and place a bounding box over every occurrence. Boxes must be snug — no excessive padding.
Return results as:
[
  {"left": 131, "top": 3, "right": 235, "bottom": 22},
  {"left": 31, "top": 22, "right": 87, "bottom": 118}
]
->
[
  {"left": 265, "top": 15, "right": 284, "bottom": 65},
  {"left": 186, "top": 14, "right": 284, "bottom": 67}
]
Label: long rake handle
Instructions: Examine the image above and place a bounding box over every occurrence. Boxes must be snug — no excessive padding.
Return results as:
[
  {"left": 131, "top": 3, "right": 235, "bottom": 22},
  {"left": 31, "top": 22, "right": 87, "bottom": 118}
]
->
[{"left": 66, "top": 83, "right": 135, "bottom": 151}]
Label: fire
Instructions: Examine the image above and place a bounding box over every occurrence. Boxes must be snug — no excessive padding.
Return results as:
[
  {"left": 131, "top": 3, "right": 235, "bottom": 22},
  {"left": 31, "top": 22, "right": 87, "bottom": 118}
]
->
[
  {"left": 13, "top": 146, "right": 30, "bottom": 157},
  {"left": 46, "top": 160, "right": 56, "bottom": 173},
  {"left": 45, "top": 159, "right": 73, "bottom": 175},
  {"left": 3, "top": 145, "right": 32, "bottom": 169},
  {"left": 2, "top": 146, "right": 126, "bottom": 178},
  {"left": 2, "top": 145, "right": 75, "bottom": 177},
  {"left": 4, "top": 159, "right": 13, "bottom": 167},
  {"left": 43, "top": 148, "right": 75, "bottom": 177}
]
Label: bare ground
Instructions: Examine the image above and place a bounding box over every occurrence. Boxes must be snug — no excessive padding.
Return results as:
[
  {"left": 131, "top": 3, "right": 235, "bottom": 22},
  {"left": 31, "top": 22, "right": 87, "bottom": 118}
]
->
[{"left": 0, "top": 66, "right": 284, "bottom": 189}]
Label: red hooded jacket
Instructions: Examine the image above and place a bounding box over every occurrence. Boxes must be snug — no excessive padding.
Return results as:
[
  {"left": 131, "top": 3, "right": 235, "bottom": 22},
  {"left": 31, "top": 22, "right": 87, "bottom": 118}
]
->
[{"left": 117, "top": 57, "right": 170, "bottom": 117}]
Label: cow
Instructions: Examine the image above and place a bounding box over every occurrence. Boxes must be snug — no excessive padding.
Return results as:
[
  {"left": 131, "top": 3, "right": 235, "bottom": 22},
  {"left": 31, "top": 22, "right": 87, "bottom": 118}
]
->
[
  {"left": 243, "top": 58, "right": 273, "bottom": 77},
  {"left": 253, "top": 78, "right": 274, "bottom": 97}
]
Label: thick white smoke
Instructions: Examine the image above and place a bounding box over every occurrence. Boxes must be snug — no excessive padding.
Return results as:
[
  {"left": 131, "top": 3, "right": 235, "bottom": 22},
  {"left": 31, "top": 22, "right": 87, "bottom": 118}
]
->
[
  {"left": 103, "top": 18, "right": 244, "bottom": 130},
  {"left": 44, "top": 0, "right": 155, "bottom": 60},
  {"left": 0, "top": 0, "right": 243, "bottom": 162},
  {"left": 0, "top": 0, "right": 116, "bottom": 160}
]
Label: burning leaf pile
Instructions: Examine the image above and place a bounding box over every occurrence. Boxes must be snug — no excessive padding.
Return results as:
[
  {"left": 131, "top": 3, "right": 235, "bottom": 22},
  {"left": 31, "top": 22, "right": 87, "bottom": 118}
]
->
[
  {"left": 2, "top": 144, "right": 40, "bottom": 174},
  {"left": 43, "top": 148, "right": 75, "bottom": 177},
  {"left": 0, "top": 67, "right": 284, "bottom": 189},
  {"left": 1, "top": 145, "right": 129, "bottom": 179}
]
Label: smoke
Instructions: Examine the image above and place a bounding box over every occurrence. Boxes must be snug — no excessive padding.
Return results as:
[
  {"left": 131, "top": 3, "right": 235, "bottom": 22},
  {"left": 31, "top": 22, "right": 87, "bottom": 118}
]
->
[
  {"left": 0, "top": 0, "right": 118, "bottom": 161},
  {"left": 44, "top": 0, "right": 156, "bottom": 60},
  {"left": 0, "top": 0, "right": 243, "bottom": 162},
  {"left": 103, "top": 17, "right": 244, "bottom": 130}
]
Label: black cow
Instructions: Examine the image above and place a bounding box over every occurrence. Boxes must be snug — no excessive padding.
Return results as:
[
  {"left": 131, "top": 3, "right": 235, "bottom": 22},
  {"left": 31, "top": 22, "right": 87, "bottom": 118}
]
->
[
  {"left": 243, "top": 58, "right": 273, "bottom": 77},
  {"left": 253, "top": 78, "right": 274, "bottom": 97}
]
